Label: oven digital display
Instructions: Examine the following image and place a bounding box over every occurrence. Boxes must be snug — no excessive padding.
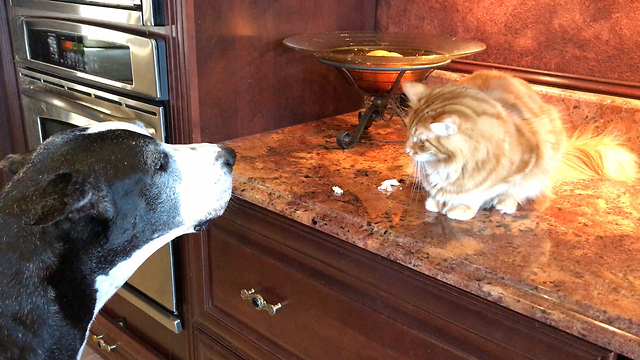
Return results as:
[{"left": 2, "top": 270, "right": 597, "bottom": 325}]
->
[
  {"left": 27, "top": 29, "right": 134, "bottom": 84},
  {"left": 60, "top": 39, "right": 83, "bottom": 53}
]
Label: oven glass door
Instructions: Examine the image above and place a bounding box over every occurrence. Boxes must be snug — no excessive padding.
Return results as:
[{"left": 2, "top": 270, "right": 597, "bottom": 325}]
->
[{"left": 39, "top": 117, "right": 78, "bottom": 139}]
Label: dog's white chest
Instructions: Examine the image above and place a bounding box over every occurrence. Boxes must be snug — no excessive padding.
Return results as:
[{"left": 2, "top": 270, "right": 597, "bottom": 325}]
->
[
  {"left": 82, "top": 228, "right": 189, "bottom": 359},
  {"left": 94, "top": 263, "right": 137, "bottom": 314},
  {"left": 92, "top": 227, "right": 189, "bottom": 316}
]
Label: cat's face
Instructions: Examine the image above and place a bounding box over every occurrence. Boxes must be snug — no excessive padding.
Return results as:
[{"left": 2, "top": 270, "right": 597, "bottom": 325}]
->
[
  {"left": 402, "top": 81, "right": 503, "bottom": 166},
  {"left": 405, "top": 115, "right": 459, "bottom": 162},
  {"left": 403, "top": 81, "right": 467, "bottom": 163}
]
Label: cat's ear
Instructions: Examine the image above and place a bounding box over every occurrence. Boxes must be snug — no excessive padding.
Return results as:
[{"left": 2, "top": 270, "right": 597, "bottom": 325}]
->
[
  {"left": 430, "top": 115, "right": 459, "bottom": 136},
  {"left": 402, "top": 81, "right": 430, "bottom": 104}
]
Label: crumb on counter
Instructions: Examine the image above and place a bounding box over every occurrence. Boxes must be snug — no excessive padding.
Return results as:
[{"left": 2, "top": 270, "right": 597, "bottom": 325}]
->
[{"left": 378, "top": 179, "right": 401, "bottom": 192}]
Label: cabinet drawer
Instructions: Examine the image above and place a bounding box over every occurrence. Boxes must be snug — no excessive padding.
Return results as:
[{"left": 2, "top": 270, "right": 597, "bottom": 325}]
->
[{"left": 209, "top": 228, "right": 467, "bottom": 360}]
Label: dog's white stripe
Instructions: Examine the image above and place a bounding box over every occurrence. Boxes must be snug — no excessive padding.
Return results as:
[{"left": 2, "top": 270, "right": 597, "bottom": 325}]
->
[
  {"left": 78, "top": 226, "right": 192, "bottom": 360},
  {"left": 93, "top": 227, "right": 192, "bottom": 313}
]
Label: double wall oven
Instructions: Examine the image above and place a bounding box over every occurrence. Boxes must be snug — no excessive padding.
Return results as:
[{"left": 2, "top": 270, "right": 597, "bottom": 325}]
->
[{"left": 8, "top": 0, "right": 184, "bottom": 333}]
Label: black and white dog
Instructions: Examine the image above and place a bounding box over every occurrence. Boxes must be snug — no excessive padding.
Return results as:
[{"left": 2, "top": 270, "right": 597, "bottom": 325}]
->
[{"left": 0, "top": 122, "right": 235, "bottom": 360}]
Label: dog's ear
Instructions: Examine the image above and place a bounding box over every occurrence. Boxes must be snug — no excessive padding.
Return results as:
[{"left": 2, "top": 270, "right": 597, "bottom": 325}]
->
[
  {"left": 27, "top": 173, "right": 115, "bottom": 226},
  {"left": 0, "top": 151, "right": 35, "bottom": 175}
]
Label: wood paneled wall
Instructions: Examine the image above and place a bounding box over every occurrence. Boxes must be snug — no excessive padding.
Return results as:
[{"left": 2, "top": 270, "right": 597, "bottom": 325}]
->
[
  {"left": 190, "top": 0, "right": 376, "bottom": 143},
  {"left": 0, "top": 0, "right": 25, "bottom": 188}
]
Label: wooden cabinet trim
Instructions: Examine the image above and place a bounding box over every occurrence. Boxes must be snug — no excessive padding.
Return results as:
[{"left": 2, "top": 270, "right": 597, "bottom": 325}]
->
[{"left": 446, "top": 60, "right": 640, "bottom": 100}]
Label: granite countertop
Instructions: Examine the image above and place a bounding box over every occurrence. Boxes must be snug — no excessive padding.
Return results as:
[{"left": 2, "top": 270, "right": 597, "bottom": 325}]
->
[{"left": 225, "top": 112, "right": 640, "bottom": 358}]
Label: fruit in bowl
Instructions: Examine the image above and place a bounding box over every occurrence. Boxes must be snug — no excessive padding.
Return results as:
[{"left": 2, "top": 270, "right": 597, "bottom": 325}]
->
[{"left": 366, "top": 49, "right": 403, "bottom": 57}]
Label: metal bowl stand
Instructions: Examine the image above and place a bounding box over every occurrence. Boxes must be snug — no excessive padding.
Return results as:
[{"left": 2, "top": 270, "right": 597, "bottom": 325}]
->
[{"left": 320, "top": 59, "right": 435, "bottom": 149}]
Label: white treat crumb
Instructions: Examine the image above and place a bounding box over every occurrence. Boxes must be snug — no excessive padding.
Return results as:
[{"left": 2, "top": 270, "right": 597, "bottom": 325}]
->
[
  {"left": 332, "top": 186, "right": 344, "bottom": 195},
  {"left": 378, "top": 179, "right": 401, "bottom": 192}
]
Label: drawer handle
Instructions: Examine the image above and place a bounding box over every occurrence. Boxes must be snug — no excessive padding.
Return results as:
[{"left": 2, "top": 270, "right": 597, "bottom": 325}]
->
[
  {"left": 241, "top": 289, "right": 282, "bottom": 315},
  {"left": 92, "top": 334, "right": 117, "bottom": 352}
]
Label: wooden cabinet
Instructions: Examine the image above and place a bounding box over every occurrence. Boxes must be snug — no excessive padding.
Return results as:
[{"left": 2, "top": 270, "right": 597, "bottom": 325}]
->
[{"left": 187, "top": 198, "right": 616, "bottom": 360}]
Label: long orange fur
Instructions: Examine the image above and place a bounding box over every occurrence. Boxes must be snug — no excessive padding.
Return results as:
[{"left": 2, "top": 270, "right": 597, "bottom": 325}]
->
[{"left": 403, "top": 71, "right": 639, "bottom": 220}]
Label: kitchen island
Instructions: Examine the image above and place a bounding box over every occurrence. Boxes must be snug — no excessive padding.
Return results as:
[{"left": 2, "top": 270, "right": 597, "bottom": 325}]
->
[{"left": 222, "top": 112, "right": 640, "bottom": 359}]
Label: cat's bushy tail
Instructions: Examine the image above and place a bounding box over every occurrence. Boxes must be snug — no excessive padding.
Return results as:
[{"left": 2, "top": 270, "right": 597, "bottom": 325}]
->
[{"left": 554, "top": 125, "right": 639, "bottom": 182}]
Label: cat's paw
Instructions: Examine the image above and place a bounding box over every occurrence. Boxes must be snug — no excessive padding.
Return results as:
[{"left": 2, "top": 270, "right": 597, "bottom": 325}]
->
[
  {"left": 495, "top": 197, "right": 518, "bottom": 214},
  {"left": 444, "top": 205, "right": 477, "bottom": 221},
  {"left": 425, "top": 197, "right": 442, "bottom": 213}
]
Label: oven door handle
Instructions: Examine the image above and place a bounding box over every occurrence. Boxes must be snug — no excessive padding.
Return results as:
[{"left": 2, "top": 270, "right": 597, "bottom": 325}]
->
[{"left": 20, "top": 86, "right": 157, "bottom": 136}]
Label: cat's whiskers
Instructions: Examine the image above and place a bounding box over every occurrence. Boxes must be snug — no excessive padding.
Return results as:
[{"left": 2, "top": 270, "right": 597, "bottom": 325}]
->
[{"left": 409, "top": 160, "right": 424, "bottom": 204}]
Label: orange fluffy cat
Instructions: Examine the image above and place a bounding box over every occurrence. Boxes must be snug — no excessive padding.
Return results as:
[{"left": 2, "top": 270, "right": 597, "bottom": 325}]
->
[{"left": 403, "top": 71, "right": 639, "bottom": 220}]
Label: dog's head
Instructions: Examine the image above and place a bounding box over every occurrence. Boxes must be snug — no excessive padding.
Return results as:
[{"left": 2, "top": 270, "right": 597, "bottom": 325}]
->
[
  {"left": 1, "top": 121, "right": 235, "bottom": 248},
  {"left": 0, "top": 122, "right": 235, "bottom": 358}
]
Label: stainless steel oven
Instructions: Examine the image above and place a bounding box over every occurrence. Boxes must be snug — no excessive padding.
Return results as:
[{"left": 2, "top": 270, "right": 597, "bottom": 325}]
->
[
  {"left": 10, "top": 0, "right": 163, "bottom": 26},
  {"left": 12, "top": 18, "right": 167, "bottom": 100},
  {"left": 17, "top": 68, "right": 183, "bottom": 333}
]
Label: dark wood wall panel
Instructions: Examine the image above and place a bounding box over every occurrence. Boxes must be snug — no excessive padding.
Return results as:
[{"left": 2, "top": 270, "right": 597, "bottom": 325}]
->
[
  {"left": 192, "top": 0, "right": 376, "bottom": 143},
  {"left": 0, "top": 0, "right": 25, "bottom": 188},
  {"left": 376, "top": 0, "right": 640, "bottom": 85}
]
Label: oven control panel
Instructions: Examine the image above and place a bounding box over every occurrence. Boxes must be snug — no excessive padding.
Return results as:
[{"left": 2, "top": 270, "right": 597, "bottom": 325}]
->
[
  {"left": 44, "top": 32, "right": 84, "bottom": 69},
  {"left": 27, "top": 28, "right": 134, "bottom": 84},
  {"left": 15, "top": 18, "right": 167, "bottom": 99}
]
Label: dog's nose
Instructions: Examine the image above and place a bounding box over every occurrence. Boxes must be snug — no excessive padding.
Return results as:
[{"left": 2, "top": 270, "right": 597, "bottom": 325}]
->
[{"left": 218, "top": 145, "right": 236, "bottom": 168}]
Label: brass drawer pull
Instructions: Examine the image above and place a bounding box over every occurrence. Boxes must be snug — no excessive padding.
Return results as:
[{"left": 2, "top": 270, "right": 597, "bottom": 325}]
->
[
  {"left": 92, "top": 334, "right": 117, "bottom": 352},
  {"left": 241, "top": 289, "right": 282, "bottom": 315}
]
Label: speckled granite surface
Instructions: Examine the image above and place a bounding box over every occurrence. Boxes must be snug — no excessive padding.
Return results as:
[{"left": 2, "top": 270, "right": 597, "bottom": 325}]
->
[{"left": 225, "top": 76, "right": 640, "bottom": 358}]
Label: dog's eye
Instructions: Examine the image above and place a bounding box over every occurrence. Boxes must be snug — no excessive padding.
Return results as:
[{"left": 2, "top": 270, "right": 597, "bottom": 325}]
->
[{"left": 157, "top": 152, "right": 170, "bottom": 172}]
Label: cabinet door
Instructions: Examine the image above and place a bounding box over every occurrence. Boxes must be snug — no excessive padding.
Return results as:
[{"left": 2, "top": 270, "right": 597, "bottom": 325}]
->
[
  {"left": 194, "top": 330, "right": 243, "bottom": 360},
  {"left": 189, "top": 199, "right": 616, "bottom": 360},
  {"left": 207, "top": 226, "right": 469, "bottom": 360}
]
